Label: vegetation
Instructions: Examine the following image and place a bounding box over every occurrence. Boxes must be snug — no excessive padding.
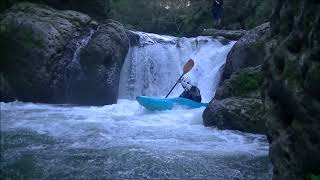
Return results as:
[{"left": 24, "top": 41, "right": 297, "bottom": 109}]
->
[
  {"left": 1, "top": 0, "right": 272, "bottom": 36},
  {"left": 109, "top": 0, "right": 212, "bottom": 36},
  {"left": 109, "top": 0, "right": 272, "bottom": 36},
  {"left": 231, "top": 70, "right": 263, "bottom": 96},
  {"left": 312, "top": 175, "right": 320, "bottom": 180}
]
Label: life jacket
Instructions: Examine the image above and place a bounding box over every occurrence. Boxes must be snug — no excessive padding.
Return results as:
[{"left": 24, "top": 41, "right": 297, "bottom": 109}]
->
[{"left": 179, "top": 86, "right": 202, "bottom": 102}]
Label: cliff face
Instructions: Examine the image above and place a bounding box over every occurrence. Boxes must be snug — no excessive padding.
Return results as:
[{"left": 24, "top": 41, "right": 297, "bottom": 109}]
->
[
  {"left": 263, "top": 0, "right": 320, "bottom": 179},
  {"left": 204, "top": 0, "right": 319, "bottom": 178}
]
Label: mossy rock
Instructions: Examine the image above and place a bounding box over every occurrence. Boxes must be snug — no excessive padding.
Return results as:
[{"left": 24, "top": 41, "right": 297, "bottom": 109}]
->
[
  {"left": 203, "top": 97, "right": 267, "bottom": 134},
  {"left": 231, "top": 69, "right": 263, "bottom": 96},
  {"left": 215, "top": 66, "right": 263, "bottom": 99},
  {"left": 16, "top": 30, "right": 44, "bottom": 49},
  {"left": 0, "top": 2, "right": 92, "bottom": 102}
]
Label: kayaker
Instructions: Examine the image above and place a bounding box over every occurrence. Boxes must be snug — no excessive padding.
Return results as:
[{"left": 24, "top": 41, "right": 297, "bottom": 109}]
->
[{"left": 178, "top": 76, "right": 202, "bottom": 102}]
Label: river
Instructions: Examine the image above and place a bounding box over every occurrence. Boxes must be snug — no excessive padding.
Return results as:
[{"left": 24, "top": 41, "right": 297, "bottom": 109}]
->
[{"left": 0, "top": 32, "right": 271, "bottom": 179}]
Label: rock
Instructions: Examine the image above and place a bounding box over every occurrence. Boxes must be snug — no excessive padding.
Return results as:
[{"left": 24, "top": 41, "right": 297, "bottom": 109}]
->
[
  {"left": 0, "top": 3, "right": 129, "bottom": 105},
  {"left": 203, "top": 23, "right": 272, "bottom": 134},
  {"left": 203, "top": 97, "right": 266, "bottom": 134},
  {"left": 70, "top": 20, "right": 129, "bottom": 105},
  {"left": 0, "top": 73, "right": 15, "bottom": 102},
  {"left": 203, "top": 66, "right": 267, "bottom": 134},
  {"left": 202, "top": 28, "right": 248, "bottom": 40},
  {"left": 221, "top": 22, "right": 270, "bottom": 82},
  {"left": 263, "top": 0, "right": 320, "bottom": 179},
  {"left": 126, "top": 30, "right": 140, "bottom": 46},
  {"left": 203, "top": 23, "right": 276, "bottom": 134},
  {"left": 0, "top": 2, "right": 91, "bottom": 102},
  {"left": 215, "top": 66, "right": 262, "bottom": 100},
  {"left": 50, "top": 27, "right": 95, "bottom": 103}
]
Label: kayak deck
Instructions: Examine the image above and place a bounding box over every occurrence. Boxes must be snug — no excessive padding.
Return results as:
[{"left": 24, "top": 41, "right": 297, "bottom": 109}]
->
[{"left": 136, "top": 96, "right": 208, "bottom": 111}]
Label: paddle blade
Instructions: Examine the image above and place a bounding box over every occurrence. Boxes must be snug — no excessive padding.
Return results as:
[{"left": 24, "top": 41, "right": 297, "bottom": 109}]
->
[{"left": 183, "top": 59, "right": 194, "bottom": 74}]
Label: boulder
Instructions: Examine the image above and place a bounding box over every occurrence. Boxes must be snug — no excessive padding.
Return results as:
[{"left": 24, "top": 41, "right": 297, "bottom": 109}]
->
[
  {"left": 203, "top": 97, "right": 266, "bottom": 134},
  {"left": 0, "top": 2, "right": 91, "bottom": 102},
  {"left": 0, "top": 3, "right": 129, "bottom": 105},
  {"left": 203, "top": 66, "right": 267, "bottom": 134},
  {"left": 215, "top": 66, "right": 262, "bottom": 100},
  {"left": 221, "top": 22, "right": 270, "bottom": 82},
  {"left": 67, "top": 20, "right": 129, "bottom": 105},
  {"left": 263, "top": 0, "right": 320, "bottom": 179},
  {"left": 203, "top": 22, "right": 272, "bottom": 134}
]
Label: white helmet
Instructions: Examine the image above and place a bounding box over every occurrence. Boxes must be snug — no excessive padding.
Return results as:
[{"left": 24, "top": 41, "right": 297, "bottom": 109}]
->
[{"left": 180, "top": 76, "right": 192, "bottom": 90}]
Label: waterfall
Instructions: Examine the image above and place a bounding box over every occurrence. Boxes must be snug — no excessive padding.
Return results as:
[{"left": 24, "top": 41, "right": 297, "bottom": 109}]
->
[
  {"left": 119, "top": 31, "right": 236, "bottom": 102},
  {"left": 64, "top": 29, "right": 95, "bottom": 102}
]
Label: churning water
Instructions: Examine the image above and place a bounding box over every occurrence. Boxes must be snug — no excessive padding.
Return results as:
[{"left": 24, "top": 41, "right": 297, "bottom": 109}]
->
[{"left": 0, "top": 32, "right": 271, "bottom": 179}]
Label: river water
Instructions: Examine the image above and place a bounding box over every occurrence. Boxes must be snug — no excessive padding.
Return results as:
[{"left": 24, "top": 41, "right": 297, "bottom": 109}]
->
[{"left": 0, "top": 32, "right": 271, "bottom": 179}]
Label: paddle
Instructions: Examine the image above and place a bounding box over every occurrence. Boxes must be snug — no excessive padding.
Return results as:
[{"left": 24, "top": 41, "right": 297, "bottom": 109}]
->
[{"left": 165, "top": 59, "right": 194, "bottom": 98}]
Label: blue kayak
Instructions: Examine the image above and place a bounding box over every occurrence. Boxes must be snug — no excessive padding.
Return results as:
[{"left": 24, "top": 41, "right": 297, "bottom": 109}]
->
[{"left": 136, "top": 96, "right": 209, "bottom": 111}]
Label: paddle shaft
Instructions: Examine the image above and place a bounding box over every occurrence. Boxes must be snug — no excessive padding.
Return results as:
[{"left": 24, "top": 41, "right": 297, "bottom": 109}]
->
[
  {"left": 165, "top": 59, "right": 194, "bottom": 98},
  {"left": 165, "top": 74, "right": 184, "bottom": 98}
]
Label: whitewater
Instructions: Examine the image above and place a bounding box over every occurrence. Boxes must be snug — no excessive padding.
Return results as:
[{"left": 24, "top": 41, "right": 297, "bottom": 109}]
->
[{"left": 0, "top": 32, "right": 271, "bottom": 179}]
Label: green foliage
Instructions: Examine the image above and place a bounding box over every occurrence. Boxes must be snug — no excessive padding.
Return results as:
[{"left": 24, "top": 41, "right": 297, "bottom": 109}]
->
[
  {"left": 0, "top": 0, "right": 111, "bottom": 17},
  {"left": 223, "top": 0, "right": 272, "bottom": 30},
  {"left": 311, "top": 175, "right": 320, "bottom": 180},
  {"left": 108, "top": 0, "right": 272, "bottom": 36},
  {"left": 283, "top": 60, "right": 298, "bottom": 82},
  {"left": 1, "top": 0, "right": 272, "bottom": 36},
  {"left": 231, "top": 70, "right": 263, "bottom": 96},
  {"left": 109, "top": 0, "right": 212, "bottom": 36}
]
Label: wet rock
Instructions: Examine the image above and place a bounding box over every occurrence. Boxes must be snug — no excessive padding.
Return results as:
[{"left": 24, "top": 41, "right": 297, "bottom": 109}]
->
[
  {"left": 203, "top": 23, "right": 271, "bottom": 134},
  {"left": 203, "top": 66, "right": 267, "bottom": 134},
  {"left": 74, "top": 20, "right": 129, "bottom": 105},
  {"left": 221, "top": 22, "right": 270, "bottom": 82},
  {"left": 126, "top": 30, "right": 140, "bottom": 47},
  {"left": 203, "top": 97, "right": 266, "bottom": 134},
  {"left": 0, "top": 73, "right": 15, "bottom": 102},
  {"left": 0, "top": 3, "right": 129, "bottom": 105},
  {"left": 202, "top": 28, "right": 248, "bottom": 40},
  {"left": 0, "top": 2, "right": 91, "bottom": 102},
  {"left": 215, "top": 66, "right": 263, "bottom": 100}
]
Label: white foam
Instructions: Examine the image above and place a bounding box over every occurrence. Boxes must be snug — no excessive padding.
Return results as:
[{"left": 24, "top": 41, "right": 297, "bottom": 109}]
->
[{"left": 1, "top": 101, "right": 268, "bottom": 156}]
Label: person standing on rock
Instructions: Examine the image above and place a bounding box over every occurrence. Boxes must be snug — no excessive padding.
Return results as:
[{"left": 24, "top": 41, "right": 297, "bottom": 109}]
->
[
  {"left": 177, "top": 76, "right": 202, "bottom": 102},
  {"left": 212, "top": 0, "right": 223, "bottom": 27}
]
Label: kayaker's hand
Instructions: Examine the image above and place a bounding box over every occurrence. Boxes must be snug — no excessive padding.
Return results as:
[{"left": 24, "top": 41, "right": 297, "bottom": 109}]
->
[{"left": 177, "top": 79, "right": 181, "bottom": 83}]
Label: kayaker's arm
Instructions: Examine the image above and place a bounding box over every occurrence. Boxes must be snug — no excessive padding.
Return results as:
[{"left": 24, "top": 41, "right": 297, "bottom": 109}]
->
[{"left": 165, "top": 59, "right": 194, "bottom": 98}]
